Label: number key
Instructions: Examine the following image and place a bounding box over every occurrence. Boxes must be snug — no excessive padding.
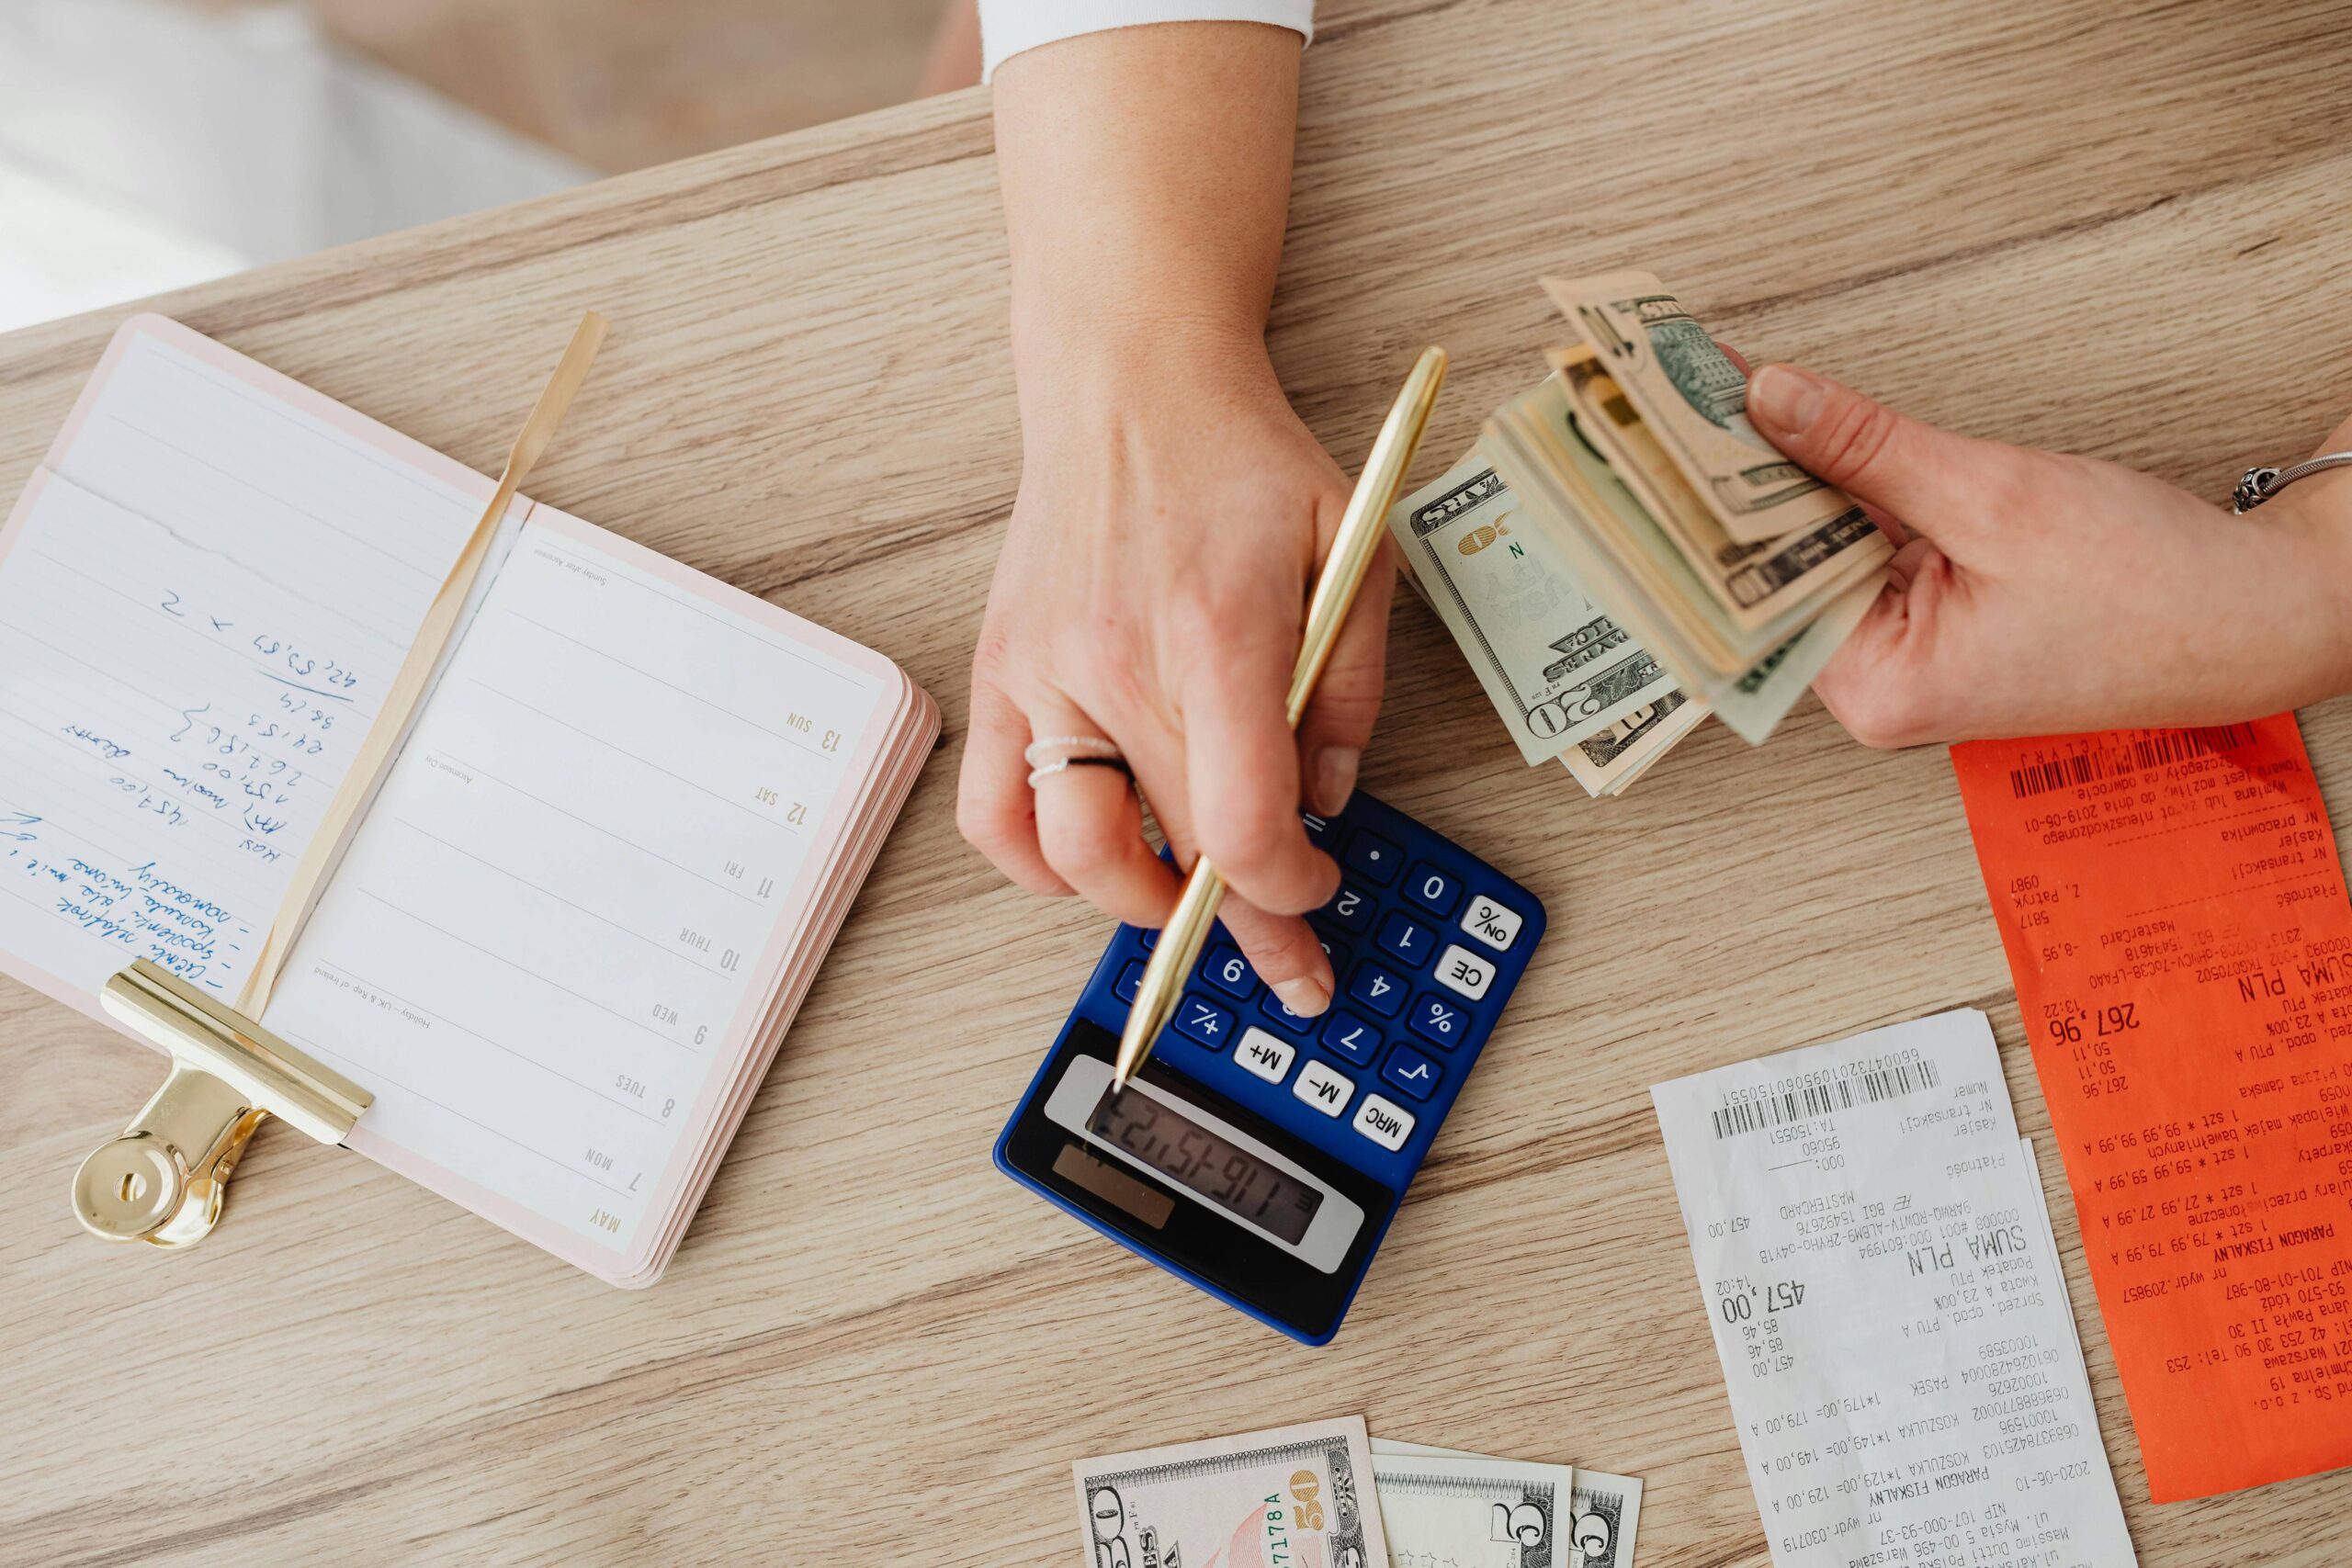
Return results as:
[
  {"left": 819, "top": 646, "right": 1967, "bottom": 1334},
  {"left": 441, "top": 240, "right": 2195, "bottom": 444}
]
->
[
  {"left": 1200, "top": 945, "right": 1257, "bottom": 998},
  {"left": 1320, "top": 884, "right": 1374, "bottom": 934},
  {"left": 1374, "top": 911, "right": 1437, "bottom": 970},
  {"left": 1314, "top": 932, "right": 1351, "bottom": 976},
  {"left": 1347, "top": 961, "right": 1408, "bottom": 1018},
  {"left": 1260, "top": 988, "right": 1317, "bottom": 1032},
  {"left": 1321, "top": 1011, "right": 1382, "bottom": 1066},
  {"left": 1405, "top": 863, "right": 1461, "bottom": 918}
]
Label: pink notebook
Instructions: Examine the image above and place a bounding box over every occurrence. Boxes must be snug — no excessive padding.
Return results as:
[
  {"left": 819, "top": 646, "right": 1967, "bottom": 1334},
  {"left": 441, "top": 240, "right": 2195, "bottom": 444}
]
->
[{"left": 0, "top": 316, "right": 937, "bottom": 1285}]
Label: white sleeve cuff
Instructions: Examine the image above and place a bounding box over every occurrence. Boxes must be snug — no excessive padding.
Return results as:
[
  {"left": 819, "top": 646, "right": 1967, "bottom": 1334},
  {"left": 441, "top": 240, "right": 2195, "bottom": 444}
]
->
[{"left": 978, "top": 0, "right": 1315, "bottom": 82}]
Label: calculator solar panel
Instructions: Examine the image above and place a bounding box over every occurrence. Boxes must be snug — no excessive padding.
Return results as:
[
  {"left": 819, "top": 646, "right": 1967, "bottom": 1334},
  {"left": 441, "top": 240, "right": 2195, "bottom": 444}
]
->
[{"left": 996, "top": 791, "right": 1544, "bottom": 1343}]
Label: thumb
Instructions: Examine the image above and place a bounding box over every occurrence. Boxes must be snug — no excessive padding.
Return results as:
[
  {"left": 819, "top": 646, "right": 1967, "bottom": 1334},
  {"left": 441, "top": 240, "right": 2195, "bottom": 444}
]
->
[{"left": 1746, "top": 363, "right": 1990, "bottom": 533}]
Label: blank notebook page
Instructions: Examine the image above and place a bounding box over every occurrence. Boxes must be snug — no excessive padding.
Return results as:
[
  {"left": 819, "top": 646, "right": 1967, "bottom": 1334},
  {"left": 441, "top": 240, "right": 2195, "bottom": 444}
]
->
[{"left": 259, "top": 516, "right": 892, "bottom": 1262}]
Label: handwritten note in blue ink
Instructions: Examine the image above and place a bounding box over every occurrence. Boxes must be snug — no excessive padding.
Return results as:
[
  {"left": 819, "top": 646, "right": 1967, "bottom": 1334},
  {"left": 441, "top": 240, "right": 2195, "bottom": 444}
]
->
[{"left": 0, "top": 325, "right": 492, "bottom": 1001}]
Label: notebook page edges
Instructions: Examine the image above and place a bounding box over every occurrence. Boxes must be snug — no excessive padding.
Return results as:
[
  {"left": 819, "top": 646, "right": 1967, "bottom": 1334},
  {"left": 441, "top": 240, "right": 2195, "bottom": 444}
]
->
[
  {"left": 257, "top": 513, "right": 896, "bottom": 1271},
  {"left": 0, "top": 320, "right": 501, "bottom": 1015}
]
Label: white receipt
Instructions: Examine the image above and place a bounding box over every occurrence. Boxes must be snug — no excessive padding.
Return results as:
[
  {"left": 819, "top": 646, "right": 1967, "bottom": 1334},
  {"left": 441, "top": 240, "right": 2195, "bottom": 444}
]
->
[{"left": 1651, "top": 1010, "right": 2135, "bottom": 1568}]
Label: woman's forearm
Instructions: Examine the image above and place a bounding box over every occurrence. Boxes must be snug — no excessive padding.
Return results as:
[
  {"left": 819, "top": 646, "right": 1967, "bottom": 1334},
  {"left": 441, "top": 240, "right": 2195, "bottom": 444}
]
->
[
  {"left": 992, "top": 22, "right": 1303, "bottom": 404},
  {"left": 963, "top": 20, "right": 1373, "bottom": 1005}
]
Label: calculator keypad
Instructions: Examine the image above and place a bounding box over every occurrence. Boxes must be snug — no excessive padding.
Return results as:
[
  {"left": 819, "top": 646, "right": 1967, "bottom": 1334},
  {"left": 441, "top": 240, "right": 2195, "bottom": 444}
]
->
[{"left": 1099, "top": 797, "right": 1534, "bottom": 1167}]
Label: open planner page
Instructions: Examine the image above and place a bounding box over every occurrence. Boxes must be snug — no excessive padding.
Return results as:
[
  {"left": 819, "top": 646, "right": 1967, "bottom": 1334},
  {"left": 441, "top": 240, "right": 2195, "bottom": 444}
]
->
[
  {"left": 3, "top": 313, "right": 933, "bottom": 1283},
  {"left": 259, "top": 512, "right": 896, "bottom": 1276},
  {"left": 0, "top": 318, "right": 490, "bottom": 1012}
]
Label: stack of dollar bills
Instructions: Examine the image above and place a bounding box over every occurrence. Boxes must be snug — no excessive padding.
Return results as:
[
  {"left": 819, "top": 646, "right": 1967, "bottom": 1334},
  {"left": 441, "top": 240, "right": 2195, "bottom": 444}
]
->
[
  {"left": 1385, "top": 271, "right": 1891, "bottom": 797},
  {"left": 1071, "top": 1416, "right": 1640, "bottom": 1568}
]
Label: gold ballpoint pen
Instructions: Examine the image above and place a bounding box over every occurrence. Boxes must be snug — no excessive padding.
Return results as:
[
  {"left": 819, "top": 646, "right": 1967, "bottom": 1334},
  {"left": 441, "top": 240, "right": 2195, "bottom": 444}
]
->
[{"left": 1111, "top": 346, "right": 1449, "bottom": 1093}]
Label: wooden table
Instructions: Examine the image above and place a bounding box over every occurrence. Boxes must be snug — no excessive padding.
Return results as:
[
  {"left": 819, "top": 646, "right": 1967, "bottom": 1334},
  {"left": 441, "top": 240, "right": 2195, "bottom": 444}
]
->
[{"left": 5, "top": 2, "right": 2350, "bottom": 1561}]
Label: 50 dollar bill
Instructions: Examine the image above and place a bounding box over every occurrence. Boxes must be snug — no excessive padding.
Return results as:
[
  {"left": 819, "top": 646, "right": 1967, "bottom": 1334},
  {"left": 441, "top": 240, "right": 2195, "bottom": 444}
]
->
[{"left": 1074, "top": 1416, "right": 1387, "bottom": 1568}]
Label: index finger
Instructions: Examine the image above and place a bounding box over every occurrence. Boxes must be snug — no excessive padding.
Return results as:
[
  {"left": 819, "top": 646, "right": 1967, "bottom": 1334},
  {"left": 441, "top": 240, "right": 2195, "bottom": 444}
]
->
[{"left": 1182, "top": 648, "right": 1340, "bottom": 919}]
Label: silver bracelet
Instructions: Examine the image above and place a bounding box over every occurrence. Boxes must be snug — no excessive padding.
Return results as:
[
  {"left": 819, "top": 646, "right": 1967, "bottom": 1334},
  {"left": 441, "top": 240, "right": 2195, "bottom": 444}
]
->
[{"left": 2233, "top": 451, "right": 2352, "bottom": 513}]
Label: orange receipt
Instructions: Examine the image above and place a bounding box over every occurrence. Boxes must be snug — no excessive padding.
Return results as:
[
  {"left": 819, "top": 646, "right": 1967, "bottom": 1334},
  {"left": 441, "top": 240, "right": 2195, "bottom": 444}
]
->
[{"left": 1952, "top": 714, "right": 2352, "bottom": 1500}]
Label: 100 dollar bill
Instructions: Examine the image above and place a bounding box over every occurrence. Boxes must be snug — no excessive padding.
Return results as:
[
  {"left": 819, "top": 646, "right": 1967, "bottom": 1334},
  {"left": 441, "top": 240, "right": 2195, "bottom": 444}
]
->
[
  {"left": 1074, "top": 1417, "right": 1387, "bottom": 1568},
  {"left": 1386, "top": 449, "right": 1681, "bottom": 765},
  {"left": 1544, "top": 270, "right": 1852, "bottom": 547}
]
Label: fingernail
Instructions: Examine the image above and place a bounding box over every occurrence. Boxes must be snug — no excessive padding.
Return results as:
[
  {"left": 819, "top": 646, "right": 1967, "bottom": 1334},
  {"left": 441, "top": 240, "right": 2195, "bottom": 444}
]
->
[
  {"left": 1747, "top": 365, "right": 1826, "bottom": 435},
  {"left": 1310, "top": 747, "right": 1360, "bottom": 817},
  {"left": 1274, "top": 975, "right": 1331, "bottom": 1018}
]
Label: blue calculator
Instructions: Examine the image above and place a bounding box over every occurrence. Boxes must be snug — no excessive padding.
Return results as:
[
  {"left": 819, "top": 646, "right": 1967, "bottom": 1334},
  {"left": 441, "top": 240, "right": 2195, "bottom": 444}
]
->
[{"left": 994, "top": 791, "right": 1544, "bottom": 1345}]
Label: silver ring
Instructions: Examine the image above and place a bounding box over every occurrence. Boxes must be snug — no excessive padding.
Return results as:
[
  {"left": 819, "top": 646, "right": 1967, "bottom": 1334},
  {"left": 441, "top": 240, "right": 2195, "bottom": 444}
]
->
[
  {"left": 1023, "top": 734, "right": 1127, "bottom": 789},
  {"left": 1023, "top": 734, "right": 1122, "bottom": 768},
  {"left": 2233, "top": 451, "right": 2352, "bottom": 513}
]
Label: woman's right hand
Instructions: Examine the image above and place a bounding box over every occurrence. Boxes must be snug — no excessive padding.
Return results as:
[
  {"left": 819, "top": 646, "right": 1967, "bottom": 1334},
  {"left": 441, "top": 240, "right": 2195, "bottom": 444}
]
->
[{"left": 956, "top": 333, "right": 1389, "bottom": 1015}]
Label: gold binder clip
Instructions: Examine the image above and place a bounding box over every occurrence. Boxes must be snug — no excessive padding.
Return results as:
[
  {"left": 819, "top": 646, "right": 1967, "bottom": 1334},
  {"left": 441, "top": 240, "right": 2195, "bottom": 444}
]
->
[{"left": 72, "top": 959, "right": 371, "bottom": 1247}]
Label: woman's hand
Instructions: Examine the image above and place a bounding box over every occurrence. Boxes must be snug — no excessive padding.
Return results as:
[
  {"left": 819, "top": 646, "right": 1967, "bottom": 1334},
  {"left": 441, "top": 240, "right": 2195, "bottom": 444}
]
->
[
  {"left": 1744, "top": 364, "right": 2352, "bottom": 746},
  {"left": 957, "top": 22, "right": 1379, "bottom": 1013},
  {"left": 959, "top": 337, "right": 1386, "bottom": 1014}
]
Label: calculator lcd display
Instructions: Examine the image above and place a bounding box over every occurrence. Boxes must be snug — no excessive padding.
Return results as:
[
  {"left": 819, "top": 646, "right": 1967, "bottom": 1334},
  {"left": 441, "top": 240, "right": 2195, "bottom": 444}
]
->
[{"left": 1091, "top": 1089, "right": 1324, "bottom": 1245}]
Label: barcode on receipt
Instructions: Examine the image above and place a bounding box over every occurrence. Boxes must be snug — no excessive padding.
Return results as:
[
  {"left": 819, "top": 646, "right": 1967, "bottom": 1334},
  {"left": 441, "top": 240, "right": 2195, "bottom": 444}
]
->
[{"left": 1711, "top": 1058, "right": 1942, "bottom": 1140}]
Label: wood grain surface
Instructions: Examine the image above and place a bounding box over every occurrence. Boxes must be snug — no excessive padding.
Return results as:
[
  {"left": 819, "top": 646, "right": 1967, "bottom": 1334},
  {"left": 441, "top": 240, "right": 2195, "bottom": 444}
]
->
[{"left": 5, "top": 1, "right": 2351, "bottom": 1562}]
